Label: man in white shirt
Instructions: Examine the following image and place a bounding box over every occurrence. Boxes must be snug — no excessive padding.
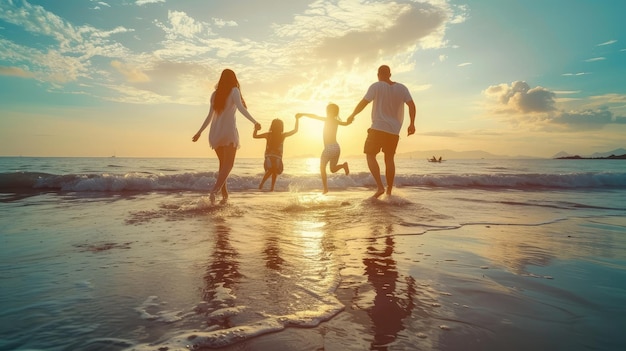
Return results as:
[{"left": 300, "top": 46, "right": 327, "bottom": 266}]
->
[{"left": 347, "top": 65, "right": 416, "bottom": 198}]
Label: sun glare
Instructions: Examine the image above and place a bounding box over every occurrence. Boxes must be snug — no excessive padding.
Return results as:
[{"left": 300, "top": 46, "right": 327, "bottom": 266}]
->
[
  {"left": 304, "top": 157, "right": 319, "bottom": 174},
  {"left": 287, "top": 100, "right": 328, "bottom": 157}
]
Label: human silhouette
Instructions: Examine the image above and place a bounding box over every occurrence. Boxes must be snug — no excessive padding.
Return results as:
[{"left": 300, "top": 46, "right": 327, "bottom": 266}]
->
[
  {"left": 347, "top": 65, "right": 416, "bottom": 198},
  {"left": 193, "top": 69, "right": 261, "bottom": 204}
]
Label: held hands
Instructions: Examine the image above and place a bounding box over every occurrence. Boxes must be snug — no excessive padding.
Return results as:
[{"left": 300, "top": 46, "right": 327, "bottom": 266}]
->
[
  {"left": 295, "top": 113, "right": 303, "bottom": 119},
  {"left": 347, "top": 115, "right": 355, "bottom": 124},
  {"left": 254, "top": 123, "right": 262, "bottom": 131}
]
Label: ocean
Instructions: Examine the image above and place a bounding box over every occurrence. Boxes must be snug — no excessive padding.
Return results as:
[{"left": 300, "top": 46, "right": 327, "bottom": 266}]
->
[{"left": 1, "top": 156, "right": 625, "bottom": 350}]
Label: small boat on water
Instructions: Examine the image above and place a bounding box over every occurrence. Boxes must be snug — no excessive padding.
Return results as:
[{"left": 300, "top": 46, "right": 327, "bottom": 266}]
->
[{"left": 427, "top": 156, "right": 444, "bottom": 163}]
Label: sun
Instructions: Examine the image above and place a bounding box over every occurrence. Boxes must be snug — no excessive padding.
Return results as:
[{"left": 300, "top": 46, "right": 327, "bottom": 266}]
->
[{"left": 286, "top": 100, "right": 328, "bottom": 157}]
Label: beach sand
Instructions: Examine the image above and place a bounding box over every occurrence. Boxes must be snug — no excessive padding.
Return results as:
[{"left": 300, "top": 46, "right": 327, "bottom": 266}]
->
[{"left": 1, "top": 187, "right": 625, "bottom": 350}]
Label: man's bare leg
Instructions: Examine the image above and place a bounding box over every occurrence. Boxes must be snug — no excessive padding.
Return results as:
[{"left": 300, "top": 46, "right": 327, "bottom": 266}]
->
[
  {"left": 384, "top": 152, "right": 395, "bottom": 196},
  {"left": 367, "top": 153, "right": 385, "bottom": 198}
]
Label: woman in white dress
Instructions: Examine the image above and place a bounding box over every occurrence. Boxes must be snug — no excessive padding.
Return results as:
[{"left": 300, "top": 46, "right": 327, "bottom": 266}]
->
[{"left": 192, "top": 69, "right": 261, "bottom": 203}]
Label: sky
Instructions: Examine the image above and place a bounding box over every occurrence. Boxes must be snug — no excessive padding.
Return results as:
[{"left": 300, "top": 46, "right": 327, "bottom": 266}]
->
[{"left": 1, "top": 0, "right": 625, "bottom": 158}]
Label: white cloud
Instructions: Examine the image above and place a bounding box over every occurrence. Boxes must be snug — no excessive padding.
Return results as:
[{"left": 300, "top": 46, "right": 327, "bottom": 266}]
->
[
  {"left": 273, "top": 1, "right": 454, "bottom": 64},
  {"left": 562, "top": 72, "right": 589, "bottom": 76},
  {"left": 597, "top": 40, "right": 617, "bottom": 46},
  {"left": 553, "top": 90, "right": 580, "bottom": 95},
  {"left": 136, "top": 0, "right": 165, "bottom": 6},
  {"left": 485, "top": 81, "right": 556, "bottom": 114},
  {"left": 0, "top": 0, "right": 135, "bottom": 84},
  {"left": 458, "top": 62, "right": 471, "bottom": 67},
  {"left": 213, "top": 18, "right": 237, "bottom": 28},
  {"left": 0, "top": 0, "right": 462, "bottom": 106},
  {"left": 0, "top": 1, "right": 82, "bottom": 50},
  {"left": 160, "top": 10, "right": 208, "bottom": 39},
  {"left": 585, "top": 57, "right": 606, "bottom": 62}
]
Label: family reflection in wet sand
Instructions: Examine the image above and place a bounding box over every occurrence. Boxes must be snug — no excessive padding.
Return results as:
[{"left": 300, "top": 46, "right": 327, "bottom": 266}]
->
[
  {"left": 364, "top": 232, "right": 417, "bottom": 350},
  {"left": 195, "top": 204, "right": 424, "bottom": 350},
  {"left": 201, "top": 223, "right": 242, "bottom": 329},
  {"left": 193, "top": 65, "right": 416, "bottom": 199}
]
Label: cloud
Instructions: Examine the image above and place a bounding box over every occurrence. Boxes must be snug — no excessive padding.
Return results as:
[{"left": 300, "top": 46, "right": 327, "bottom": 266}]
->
[
  {"left": 551, "top": 108, "right": 626, "bottom": 130},
  {"left": 0, "top": 0, "right": 462, "bottom": 106},
  {"left": 213, "top": 18, "right": 237, "bottom": 28},
  {"left": 0, "top": 0, "right": 134, "bottom": 83},
  {"left": 136, "top": 0, "right": 165, "bottom": 6},
  {"left": 421, "top": 131, "right": 459, "bottom": 137},
  {"left": 273, "top": 1, "right": 454, "bottom": 64},
  {"left": 111, "top": 60, "right": 150, "bottom": 82},
  {"left": 562, "top": 72, "right": 589, "bottom": 76},
  {"left": 597, "top": 40, "right": 617, "bottom": 46},
  {"left": 313, "top": 2, "right": 448, "bottom": 62},
  {"left": 484, "top": 81, "right": 556, "bottom": 114},
  {"left": 484, "top": 81, "right": 626, "bottom": 131},
  {"left": 0, "top": 66, "right": 35, "bottom": 78},
  {"left": 585, "top": 57, "right": 605, "bottom": 62},
  {"left": 0, "top": 1, "right": 82, "bottom": 50},
  {"left": 458, "top": 62, "right": 471, "bottom": 67},
  {"left": 159, "top": 10, "right": 210, "bottom": 39},
  {"left": 554, "top": 90, "right": 581, "bottom": 95},
  {"left": 590, "top": 93, "right": 626, "bottom": 104}
]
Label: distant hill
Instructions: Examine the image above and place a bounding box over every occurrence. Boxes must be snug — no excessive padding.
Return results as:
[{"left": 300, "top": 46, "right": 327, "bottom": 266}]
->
[
  {"left": 397, "top": 149, "right": 539, "bottom": 160},
  {"left": 589, "top": 148, "right": 626, "bottom": 158},
  {"left": 552, "top": 148, "right": 626, "bottom": 159},
  {"left": 552, "top": 151, "right": 572, "bottom": 158}
]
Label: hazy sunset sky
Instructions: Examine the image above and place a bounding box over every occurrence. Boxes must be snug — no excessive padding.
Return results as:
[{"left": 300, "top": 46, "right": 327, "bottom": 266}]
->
[{"left": 1, "top": 0, "right": 625, "bottom": 158}]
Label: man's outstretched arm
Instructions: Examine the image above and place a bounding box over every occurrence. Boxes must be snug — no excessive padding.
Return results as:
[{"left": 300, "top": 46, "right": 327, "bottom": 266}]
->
[{"left": 347, "top": 99, "right": 370, "bottom": 124}]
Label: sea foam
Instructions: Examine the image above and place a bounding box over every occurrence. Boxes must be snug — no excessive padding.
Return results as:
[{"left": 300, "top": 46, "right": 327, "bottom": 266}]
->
[{"left": 2, "top": 170, "right": 626, "bottom": 193}]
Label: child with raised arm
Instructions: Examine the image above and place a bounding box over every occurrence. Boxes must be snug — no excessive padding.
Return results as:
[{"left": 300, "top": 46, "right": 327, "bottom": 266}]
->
[
  {"left": 253, "top": 115, "right": 300, "bottom": 191},
  {"left": 297, "top": 103, "right": 350, "bottom": 194}
]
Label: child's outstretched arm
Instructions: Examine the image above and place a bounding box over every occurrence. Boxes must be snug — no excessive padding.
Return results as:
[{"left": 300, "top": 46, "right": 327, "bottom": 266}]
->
[
  {"left": 283, "top": 114, "right": 301, "bottom": 137},
  {"left": 296, "top": 112, "right": 325, "bottom": 122},
  {"left": 253, "top": 123, "right": 268, "bottom": 139}
]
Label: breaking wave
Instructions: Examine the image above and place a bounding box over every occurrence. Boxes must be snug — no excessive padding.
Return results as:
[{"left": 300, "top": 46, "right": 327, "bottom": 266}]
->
[{"left": 2, "top": 170, "right": 626, "bottom": 193}]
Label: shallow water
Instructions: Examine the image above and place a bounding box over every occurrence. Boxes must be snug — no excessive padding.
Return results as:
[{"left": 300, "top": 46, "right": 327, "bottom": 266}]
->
[{"left": 1, "top": 158, "right": 626, "bottom": 350}]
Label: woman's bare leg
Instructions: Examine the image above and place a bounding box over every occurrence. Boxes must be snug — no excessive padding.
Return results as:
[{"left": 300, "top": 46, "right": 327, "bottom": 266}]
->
[{"left": 212, "top": 145, "right": 237, "bottom": 200}]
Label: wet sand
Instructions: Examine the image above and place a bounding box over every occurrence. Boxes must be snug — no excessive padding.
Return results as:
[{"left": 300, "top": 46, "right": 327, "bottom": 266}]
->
[{"left": 1, "top": 189, "right": 625, "bottom": 350}]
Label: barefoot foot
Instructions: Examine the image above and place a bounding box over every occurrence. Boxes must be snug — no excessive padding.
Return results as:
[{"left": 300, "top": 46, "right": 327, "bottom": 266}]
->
[
  {"left": 209, "top": 192, "right": 216, "bottom": 204},
  {"left": 344, "top": 162, "right": 350, "bottom": 175},
  {"left": 372, "top": 188, "right": 385, "bottom": 198}
]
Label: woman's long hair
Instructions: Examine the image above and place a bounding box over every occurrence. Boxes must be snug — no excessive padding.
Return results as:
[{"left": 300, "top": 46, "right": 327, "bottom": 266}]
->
[{"left": 213, "top": 69, "right": 245, "bottom": 114}]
